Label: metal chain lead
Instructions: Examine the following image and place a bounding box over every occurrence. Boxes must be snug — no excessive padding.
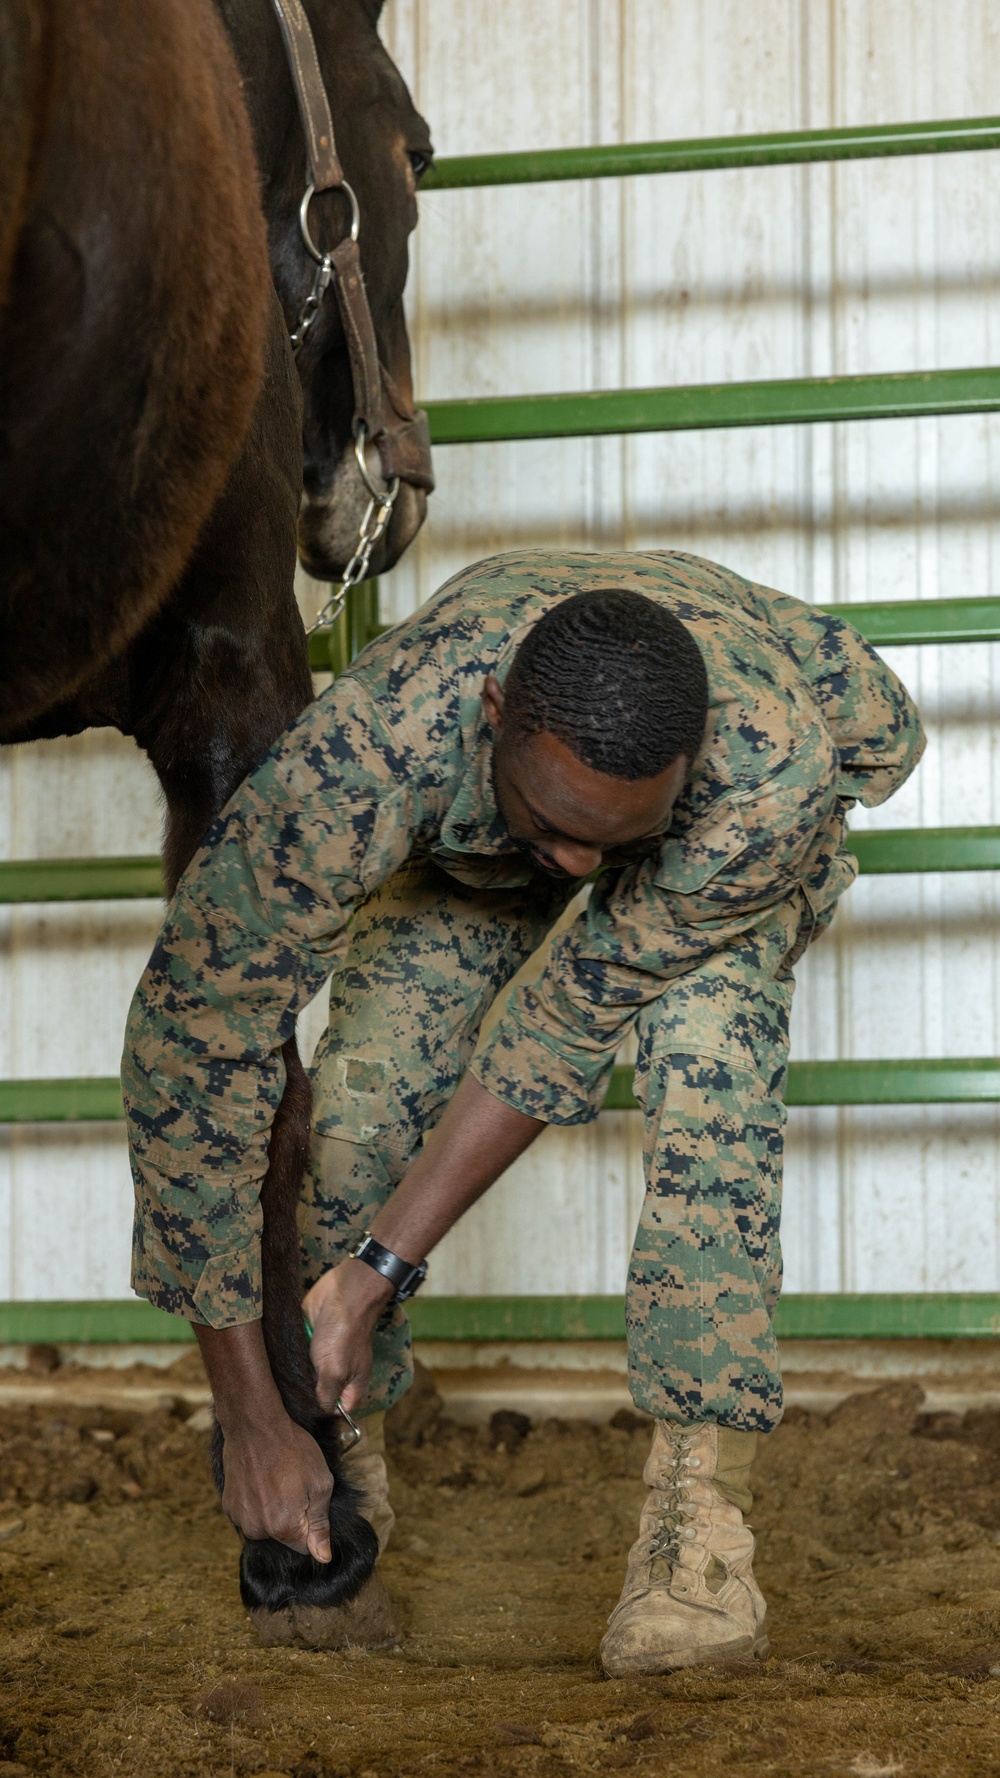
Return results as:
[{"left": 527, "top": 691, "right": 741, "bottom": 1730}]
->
[
  {"left": 290, "top": 253, "right": 334, "bottom": 352},
  {"left": 290, "top": 180, "right": 360, "bottom": 353},
  {"left": 307, "top": 426, "right": 400, "bottom": 635}
]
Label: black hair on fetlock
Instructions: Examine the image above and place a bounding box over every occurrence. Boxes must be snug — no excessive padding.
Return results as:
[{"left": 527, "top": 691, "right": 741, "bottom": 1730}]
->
[
  {"left": 211, "top": 1038, "right": 378, "bottom": 1612},
  {"left": 238, "top": 1447, "right": 378, "bottom": 1612},
  {"left": 211, "top": 1417, "right": 379, "bottom": 1612}
]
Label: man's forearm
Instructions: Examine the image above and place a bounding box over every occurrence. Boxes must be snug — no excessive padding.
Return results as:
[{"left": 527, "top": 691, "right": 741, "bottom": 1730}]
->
[
  {"left": 194, "top": 1318, "right": 287, "bottom": 1434},
  {"left": 367, "top": 1071, "right": 545, "bottom": 1261},
  {"left": 302, "top": 1075, "right": 546, "bottom": 1413},
  {"left": 194, "top": 1318, "right": 337, "bottom": 1561}
]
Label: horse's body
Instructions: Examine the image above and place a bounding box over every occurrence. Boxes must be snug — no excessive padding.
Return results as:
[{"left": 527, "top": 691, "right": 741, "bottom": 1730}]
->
[
  {"left": 1, "top": 0, "right": 433, "bottom": 871},
  {"left": 0, "top": 0, "right": 275, "bottom": 737},
  {"left": 1, "top": 0, "right": 433, "bottom": 1618}
]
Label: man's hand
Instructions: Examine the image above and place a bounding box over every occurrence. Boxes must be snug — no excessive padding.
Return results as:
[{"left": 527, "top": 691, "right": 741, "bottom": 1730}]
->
[
  {"left": 220, "top": 1413, "right": 334, "bottom": 1561},
  {"left": 194, "top": 1320, "right": 334, "bottom": 1562},
  {"left": 303, "top": 1257, "right": 393, "bottom": 1415}
]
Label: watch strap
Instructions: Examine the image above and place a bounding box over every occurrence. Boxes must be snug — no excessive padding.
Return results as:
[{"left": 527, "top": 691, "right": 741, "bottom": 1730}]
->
[{"left": 351, "top": 1232, "right": 428, "bottom": 1303}]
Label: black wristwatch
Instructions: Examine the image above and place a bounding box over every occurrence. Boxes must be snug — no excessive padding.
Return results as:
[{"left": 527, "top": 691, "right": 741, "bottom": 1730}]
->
[{"left": 350, "top": 1231, "right": 428, "bottom": 1303}]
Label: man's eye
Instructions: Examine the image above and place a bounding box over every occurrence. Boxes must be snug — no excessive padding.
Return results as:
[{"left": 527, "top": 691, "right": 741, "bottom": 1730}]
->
[{"left": 408, "top": 151, "right": 431, "bottom": 180}]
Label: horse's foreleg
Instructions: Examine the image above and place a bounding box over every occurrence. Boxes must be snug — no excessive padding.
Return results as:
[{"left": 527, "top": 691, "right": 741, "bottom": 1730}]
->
[
  {"left": 144, "top": 299, "right": 376, "bottom": 1621},
  {"left": 229, "top": 1036, "right": 379, "bottom": 1619},
  {"left": 131, "top": 291, "right": 312, "bottom": 895}
]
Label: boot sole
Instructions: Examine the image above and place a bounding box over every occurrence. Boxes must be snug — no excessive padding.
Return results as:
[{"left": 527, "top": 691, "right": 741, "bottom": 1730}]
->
[{"left": 601, "top": 1627, "right": 770, "bottom": 1677}]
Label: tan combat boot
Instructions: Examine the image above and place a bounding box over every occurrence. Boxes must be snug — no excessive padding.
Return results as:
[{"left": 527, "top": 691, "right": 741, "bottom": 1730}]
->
[
  {"left": 342, "top": 1410, "right": 395, "bottom": 1553},
  {"left": 600, "top": 1420, "right": 768, "bottom": 1676}
]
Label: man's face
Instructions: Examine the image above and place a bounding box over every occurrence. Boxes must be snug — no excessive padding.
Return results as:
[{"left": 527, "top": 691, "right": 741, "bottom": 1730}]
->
[{"left": 483, "top": 675, "right": 689, "bottom": 880}]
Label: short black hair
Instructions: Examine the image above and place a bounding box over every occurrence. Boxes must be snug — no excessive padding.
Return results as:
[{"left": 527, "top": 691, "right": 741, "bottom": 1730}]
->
[{"left": 502, "top": 588, "right": 709, "bottom": 779}]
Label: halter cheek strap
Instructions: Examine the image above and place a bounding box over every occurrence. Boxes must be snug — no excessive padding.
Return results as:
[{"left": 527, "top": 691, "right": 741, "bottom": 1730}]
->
[
  {"left": 269, "top": 0, "right": 342, "bottom": 192},
  {"left": 269, "top": 0, "right": 435, "bottom": 617}
]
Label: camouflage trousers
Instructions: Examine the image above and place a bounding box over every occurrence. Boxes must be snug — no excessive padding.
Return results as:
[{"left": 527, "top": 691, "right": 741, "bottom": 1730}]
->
[{"left": 302, "top": 860, "right": 820, "bottom": 1434}]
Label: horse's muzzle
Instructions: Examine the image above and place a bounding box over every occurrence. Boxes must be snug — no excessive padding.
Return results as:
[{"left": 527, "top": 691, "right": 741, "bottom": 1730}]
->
[{"left": 297, "top": 474, "right": 428, "bottom": 583}]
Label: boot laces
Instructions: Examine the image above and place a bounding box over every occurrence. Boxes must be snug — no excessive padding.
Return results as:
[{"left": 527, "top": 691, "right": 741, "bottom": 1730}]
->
[{"left": 648, "top": 1429, "right": 699, "bottom": 1567}]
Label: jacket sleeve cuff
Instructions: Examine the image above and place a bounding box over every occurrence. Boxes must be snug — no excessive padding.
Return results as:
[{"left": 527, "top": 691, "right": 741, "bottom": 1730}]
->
[
  {"left": 130, "top": 1245, "right": 263, "bottom": 1329},
  {"left": 470, "top": 1012, "right": 613, "bottom": 1125},
  {"left": 129, "top": 1154, "right": 263, "bottom": 1329}
]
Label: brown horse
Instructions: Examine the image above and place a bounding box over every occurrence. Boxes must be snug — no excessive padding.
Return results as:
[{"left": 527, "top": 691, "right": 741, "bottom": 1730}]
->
[
  {"left": 1, "top": 0, "right": 433, "bottom": 1624},
  {"left": 0, "top": 0, "right": 277, "bottom": 744},
  {"left": 1, "top": 0, "right": 433, "bottom": 871}
]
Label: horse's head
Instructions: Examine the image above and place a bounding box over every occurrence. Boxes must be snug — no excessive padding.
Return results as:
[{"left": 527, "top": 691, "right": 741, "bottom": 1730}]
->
[{"left": 227, "top": 0, "right": 434, "bottom": 582}]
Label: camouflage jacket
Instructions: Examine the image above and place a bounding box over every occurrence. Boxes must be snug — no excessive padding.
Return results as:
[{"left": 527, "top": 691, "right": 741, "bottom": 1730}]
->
[{"left": 122, "top": 551, "right": 924, "bottom": 1324}]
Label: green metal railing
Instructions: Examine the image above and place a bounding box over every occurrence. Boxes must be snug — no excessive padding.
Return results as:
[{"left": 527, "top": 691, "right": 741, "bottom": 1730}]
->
[
  {"left": 0, "top": 1078, "right": 126, "bottom": 1123},
  {"left": 0, "top": 856, "right": 163, "bottom": 905},
  {"left": 424, "top": 114, "right": 1000, "bottom": 189},
  {"left": 5, "top": 823, "right": 1000, "bottom": 906},
  {"left": 823, "top": 596, "right": 1000, "bottom": 649},
  {"left": 1, "top": 1292, "right": 999, "bottom": 1346},
  {"left": 604, "top": 1059, "right": 1000, "bottom": 1112},
  {"left": 5, "top": 1058, "right": 1000, "bottom": 1127},
  {"left": 848, "top": 826, "right": 1000, "bottom": 874},
  {"left": 307, "top": 590, "right": 1000, "bottom": 676},
  {"left": 424, "top": 368, "right": 1000, "bottom": 447},
  {"left": 414, "top": 1293, "right": 1000, "bottom": 1342},
  {"left": 5, "top": 113, "right": 1000, "bottom": 1345}
]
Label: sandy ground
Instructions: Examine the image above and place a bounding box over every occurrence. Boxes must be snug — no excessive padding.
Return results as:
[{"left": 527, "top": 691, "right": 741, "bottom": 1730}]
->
[{"left": 2, "top": 1356, "right": 1000, "bottom": 1777}]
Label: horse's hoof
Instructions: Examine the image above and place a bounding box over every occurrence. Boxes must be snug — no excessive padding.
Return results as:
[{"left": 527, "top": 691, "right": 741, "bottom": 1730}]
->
[
  {"left": 291, "top": 1571, "right": 399, "bottom": 1649},
  {"left": 248, "top": 1605, "right": 296, "bottom": 1646}
]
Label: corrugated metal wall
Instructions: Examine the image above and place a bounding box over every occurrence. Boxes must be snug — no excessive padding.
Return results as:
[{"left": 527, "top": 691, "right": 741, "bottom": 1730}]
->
[{"left": 3, "top": 0, "right": 1000, "bottom": 1304}]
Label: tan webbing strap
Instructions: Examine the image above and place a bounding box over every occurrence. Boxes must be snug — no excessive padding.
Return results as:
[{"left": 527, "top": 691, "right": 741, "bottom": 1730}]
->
[{"left": 269, "top": 0, "right": 343, "bottom": 191}]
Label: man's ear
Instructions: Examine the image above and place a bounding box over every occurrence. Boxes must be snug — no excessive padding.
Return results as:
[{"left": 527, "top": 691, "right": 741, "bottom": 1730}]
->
[{"left": 482, "top": 674, "right": 505, "bottom": 731}]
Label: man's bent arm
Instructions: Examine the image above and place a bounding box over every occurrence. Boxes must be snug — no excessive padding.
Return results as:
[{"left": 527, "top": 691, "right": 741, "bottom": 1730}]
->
[
  {"left": 125, "top": 673, "right": 434, "bottom": 1327},
  {"left": 304, "top": 1075, "right": 545, "bottom": 1412}
]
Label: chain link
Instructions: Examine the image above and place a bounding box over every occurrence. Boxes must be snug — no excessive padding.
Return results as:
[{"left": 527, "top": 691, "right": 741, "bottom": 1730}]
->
[
  {"left": 307, "top": 437, "right": 400, "bottom": 636},
  {"left": 290, "top": 252, "right": 334, "bottom": 353},
  {"left": 290, "top": 180, "right": 360, "bottom": 353}
]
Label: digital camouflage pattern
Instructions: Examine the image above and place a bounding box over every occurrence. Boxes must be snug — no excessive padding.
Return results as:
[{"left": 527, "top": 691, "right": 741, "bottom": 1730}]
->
[
  {"left": 122, "top": 550, "right": 924, "bottom": 1426},
  {"left": 302, "top": 869, "right": 811, "bottom": 1429},
  {"left": 627, "top": 894, "right": 808, "bottom": 1429},
  {"left": 300, "top": 858, "right": 575, "bottom": 1416}
]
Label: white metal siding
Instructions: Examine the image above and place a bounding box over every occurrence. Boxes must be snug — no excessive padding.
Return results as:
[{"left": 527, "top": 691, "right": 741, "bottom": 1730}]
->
[
  {"left": 0, "top": 732, "right": 163, "bottom": 1297},
  {"left": 4, "top": 0, "right": 1000, "bottom": 1303}
]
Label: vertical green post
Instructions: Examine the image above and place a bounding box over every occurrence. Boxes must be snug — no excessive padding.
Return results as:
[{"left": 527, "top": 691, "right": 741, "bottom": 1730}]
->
[{"left": 317, "top": 580, "right": 381, "bottom": 676}]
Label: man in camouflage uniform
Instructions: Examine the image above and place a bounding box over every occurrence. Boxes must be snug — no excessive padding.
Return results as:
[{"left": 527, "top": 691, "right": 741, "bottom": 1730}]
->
[{"left": 123, "top": 550, "right": 923, "bottom": 1673}]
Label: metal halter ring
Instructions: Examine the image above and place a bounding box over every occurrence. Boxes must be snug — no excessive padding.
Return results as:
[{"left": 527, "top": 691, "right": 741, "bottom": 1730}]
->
[
  {"left": 354, "top": 423, "right": 399, "bottom": 504},
  {"left": 299, "top": 179, "right": 360, "bottom": 262}
]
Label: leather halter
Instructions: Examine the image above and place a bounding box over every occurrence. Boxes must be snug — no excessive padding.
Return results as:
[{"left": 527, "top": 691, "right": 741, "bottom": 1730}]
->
[{"left": 269, "top": 0, "right": 434, "bottom": 497}]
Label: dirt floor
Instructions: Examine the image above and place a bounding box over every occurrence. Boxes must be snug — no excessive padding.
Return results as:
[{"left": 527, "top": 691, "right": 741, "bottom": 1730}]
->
[{"left": 2, "top": 1356, "right": 1000, "bottom": 1777}]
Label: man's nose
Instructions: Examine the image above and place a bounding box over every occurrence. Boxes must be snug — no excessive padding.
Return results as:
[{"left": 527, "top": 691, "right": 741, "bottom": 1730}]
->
[{"left": 549, "top": 839, "right": 603, "bottom": 877}]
